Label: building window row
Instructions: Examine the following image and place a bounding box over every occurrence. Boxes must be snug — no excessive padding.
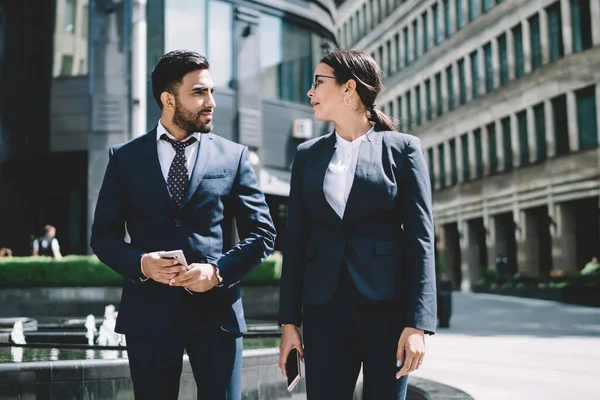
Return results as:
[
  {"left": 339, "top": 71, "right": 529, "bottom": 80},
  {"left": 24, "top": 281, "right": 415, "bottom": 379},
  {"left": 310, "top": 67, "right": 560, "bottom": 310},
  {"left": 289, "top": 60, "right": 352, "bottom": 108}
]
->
[
  {"left": 424, "top": 85, "right": 598, "bottom": 189},
  {"left": 382, "top": 0, "right": 595, "bottom": 130}
]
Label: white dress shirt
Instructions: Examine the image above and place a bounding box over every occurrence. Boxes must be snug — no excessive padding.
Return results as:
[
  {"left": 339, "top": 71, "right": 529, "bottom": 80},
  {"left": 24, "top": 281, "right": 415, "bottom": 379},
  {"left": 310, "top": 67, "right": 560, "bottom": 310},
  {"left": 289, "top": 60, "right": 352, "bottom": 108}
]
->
[
  {"left": 156, "top": 120, "right": 201, "bottom": 183},
  {"left": 323, "top": 128, "right": 372, "bottom": 218}
]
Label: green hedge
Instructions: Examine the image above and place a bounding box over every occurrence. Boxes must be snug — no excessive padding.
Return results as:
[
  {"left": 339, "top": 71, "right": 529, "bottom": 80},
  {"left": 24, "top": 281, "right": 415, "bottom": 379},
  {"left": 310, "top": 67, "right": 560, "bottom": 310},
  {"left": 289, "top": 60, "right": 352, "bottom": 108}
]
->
[{"left": 0, "top": 253, "right": 283, "bottom": 288}]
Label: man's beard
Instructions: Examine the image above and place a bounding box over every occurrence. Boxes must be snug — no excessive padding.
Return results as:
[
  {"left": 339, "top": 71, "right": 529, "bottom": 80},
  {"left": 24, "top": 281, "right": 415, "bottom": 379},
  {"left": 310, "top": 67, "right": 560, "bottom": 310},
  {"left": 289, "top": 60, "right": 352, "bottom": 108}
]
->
[{"left": 172, "top": 96, "right": 213, "bottom": 134}]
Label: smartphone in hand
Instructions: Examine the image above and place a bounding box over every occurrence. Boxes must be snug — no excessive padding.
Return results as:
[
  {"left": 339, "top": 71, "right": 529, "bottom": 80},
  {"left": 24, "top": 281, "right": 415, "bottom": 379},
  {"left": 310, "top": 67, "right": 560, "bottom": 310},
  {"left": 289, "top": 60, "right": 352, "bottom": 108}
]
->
[
  {"left": 160, "top": 250, "right": 193, "bottom": 295},
  {"left": 286, "top": 348, "right": 302, "bottom": 392}
]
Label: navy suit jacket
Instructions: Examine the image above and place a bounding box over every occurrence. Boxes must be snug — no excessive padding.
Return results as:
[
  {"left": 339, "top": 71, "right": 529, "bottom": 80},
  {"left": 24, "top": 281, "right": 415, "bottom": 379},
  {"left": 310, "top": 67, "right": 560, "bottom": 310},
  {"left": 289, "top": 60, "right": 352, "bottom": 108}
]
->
[
  {"left": 91, "top": 128, "right": 276, "bottom": 335},
  {"left": 278, "top": 128, "right": 437, "bottom": 334}
]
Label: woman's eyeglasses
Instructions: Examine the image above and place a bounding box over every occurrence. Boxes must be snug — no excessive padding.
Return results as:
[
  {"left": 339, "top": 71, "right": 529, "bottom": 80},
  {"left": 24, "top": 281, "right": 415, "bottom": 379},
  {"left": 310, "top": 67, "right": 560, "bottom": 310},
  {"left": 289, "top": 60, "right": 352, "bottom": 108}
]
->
[{"left": 312, "top": 74, "right": 336, "bottom": 90}]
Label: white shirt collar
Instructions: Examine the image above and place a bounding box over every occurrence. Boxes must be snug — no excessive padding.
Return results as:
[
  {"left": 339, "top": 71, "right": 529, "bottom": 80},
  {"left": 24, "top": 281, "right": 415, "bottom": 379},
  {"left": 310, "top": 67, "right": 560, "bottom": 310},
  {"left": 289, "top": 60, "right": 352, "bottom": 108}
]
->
[
  {"left": 156, "top": 120, "right": 201, "bottom": 143},
  {"left": 334, "top": 126, "right": 373, "bottom": 149}
]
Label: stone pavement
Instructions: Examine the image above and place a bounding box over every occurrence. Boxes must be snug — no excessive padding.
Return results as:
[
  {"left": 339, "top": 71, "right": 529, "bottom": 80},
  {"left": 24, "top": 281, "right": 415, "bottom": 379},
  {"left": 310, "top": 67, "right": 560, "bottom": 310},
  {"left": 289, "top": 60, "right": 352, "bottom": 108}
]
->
[{"left": 411, "top": 293, "right": 600, "bottom": 399}]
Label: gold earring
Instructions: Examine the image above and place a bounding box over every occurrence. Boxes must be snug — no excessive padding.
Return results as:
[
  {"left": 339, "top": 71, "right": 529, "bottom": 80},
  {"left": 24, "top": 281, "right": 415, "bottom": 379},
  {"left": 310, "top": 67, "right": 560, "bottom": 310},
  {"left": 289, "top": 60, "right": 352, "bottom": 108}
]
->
[{"left": 344, "top": 97, "right": 351, "bottom": 106}]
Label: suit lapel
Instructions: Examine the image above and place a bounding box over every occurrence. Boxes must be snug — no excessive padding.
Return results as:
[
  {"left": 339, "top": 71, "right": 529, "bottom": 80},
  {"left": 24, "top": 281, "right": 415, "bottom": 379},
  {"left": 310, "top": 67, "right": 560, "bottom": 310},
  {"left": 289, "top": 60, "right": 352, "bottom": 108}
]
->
[
  {"left": 342, "top": 129, "right": 382, "bottom": 223},
  {"left": 311, "top": 133, "right": 342, "bottom": 225},
  {"left": 180, "top": 133, "right": 211, "bottom": 209},
  {"left": 144, "top": 128, "right": 176, "bottom": 211}
]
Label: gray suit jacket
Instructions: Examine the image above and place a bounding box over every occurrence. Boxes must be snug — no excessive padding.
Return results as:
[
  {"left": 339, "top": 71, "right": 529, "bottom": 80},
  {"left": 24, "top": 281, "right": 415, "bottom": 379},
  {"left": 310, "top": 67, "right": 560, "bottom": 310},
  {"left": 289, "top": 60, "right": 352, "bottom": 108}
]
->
[{"left": 278, "top": 128, "right": 437, "bottom": 334}]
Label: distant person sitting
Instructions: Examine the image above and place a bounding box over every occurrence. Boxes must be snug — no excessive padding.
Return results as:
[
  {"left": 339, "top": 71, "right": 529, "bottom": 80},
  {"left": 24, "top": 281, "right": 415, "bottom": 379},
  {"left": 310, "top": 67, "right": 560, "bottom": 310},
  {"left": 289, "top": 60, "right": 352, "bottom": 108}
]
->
[
  {"left": 495, "top": 253, "right": 509, "bottom": 277},
  {"left": 32, "top": 225, "right": 62, "bottom": 260},
  {"left": 0, "top": 247, "right": 12, "bottom": 257},
  {"left": 581, "top": 256, "right": 599, "bottom": 275}
]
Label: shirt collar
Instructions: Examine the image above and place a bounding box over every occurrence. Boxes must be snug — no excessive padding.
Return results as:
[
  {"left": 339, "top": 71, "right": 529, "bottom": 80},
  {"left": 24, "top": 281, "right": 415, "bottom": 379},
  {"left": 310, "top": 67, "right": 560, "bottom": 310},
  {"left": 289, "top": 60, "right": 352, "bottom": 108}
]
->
[
  {"left": 334, "top": 126, "right": 372, "bottom": 149},
  {"left": 156, "top": 120, "right": 201, "bottom": 143}
]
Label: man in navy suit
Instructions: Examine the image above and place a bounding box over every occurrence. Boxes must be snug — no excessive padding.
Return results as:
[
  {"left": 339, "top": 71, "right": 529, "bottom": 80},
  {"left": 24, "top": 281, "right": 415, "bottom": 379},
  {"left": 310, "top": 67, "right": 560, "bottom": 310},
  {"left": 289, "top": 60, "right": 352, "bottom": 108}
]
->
[{"left": 91, "top": 50, "right": 276, "bottom": 400}]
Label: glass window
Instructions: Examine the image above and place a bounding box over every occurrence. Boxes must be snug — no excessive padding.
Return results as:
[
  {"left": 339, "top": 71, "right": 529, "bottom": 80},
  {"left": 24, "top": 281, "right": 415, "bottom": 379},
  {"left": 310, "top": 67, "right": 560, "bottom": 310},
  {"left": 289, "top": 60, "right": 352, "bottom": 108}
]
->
[
  {"left": 435, "top": 72, "right": 443, "bottom": 117},
  {"left": 425, "top": 79, "right": 433, "bottom": 121},
  {"left": 378, "top": 46, "right": 384, "bottom": 72},
  {"left": 427, "top": 148, "right": 435, "bottom": 188},
  {"left": 501, "top": 117, "right": 513, "bottom": 171},
  {"left": 517, "top": 110, "right": 529, "bottom": 165},
  {"left": 468, "top": 0, "right": 477, "bottom": 21},
  {"left": 461, "top": 133, "right": 470, "bottom": 180},
  {"left": 533, "top": 103, "right": 547, "bottom": 161},
  {"left": 60, "top": 54, "right": 74, "bottom": 76},
  {"left": 438, "top": 143, "right": 446, "bottom": 187},
  {"left": 413, "top": 20, "right": 419, "bottom": 59},
  {"left": 64, "top": 0, "right": 76, "bottom": 33},
  {"left": 529, "top": 14, "right": 542, "bottom": 71},
  {"left": 444, "top": 0, "right": 452, "bottom": 38},
  {"left": 397, "top": 96, "right": 403, "bottom": 130},
  {"left": 377, "top": 0, "right": 384, "bottom": 23},
  {"left": 433, "top": 4, "right": 441, "bottom": 45},
  {"left": 512, "top": 24, "right": 525, "bottom": 78},
  {"left": 450, "top": 138, "right": 458, "bottom": 185},
  {"left": 571, "top": 0, "right": 592, "bottom": 52},
  {"left": 474, "top": 128, "right": 483, "bottom": 178},
  {"left": 208, "top": 0, "right": 233, "bottom": 88},
  {"left": 455, "top": 0, "right": 464, "bottom": 29},
  {"left": 386, "top": 40, "right": 392, "bottom": 76},
  {"left": 349, "top": 17, "right": 354, "bottom": 45},
  {"left": 422, "top": 12, "right": 430, "bottom": 52},
  {"left": 416, "top": 86, "right": 422, "bottom": 126},
  {"left": 281, "top": 22, "right": 313, "bottom": 103},
  {"left": 370, "top": 0, "right": 375, "bottom": 29},
  {"left": 482, "top": 0, "right": 492, "bottom": 13},
  {"left": 406, "top": 91, "right": 413, "bottom": 127},
  {"left": 446, "top": 65, "right": 455, "bottom": 111},
  {"left": 551, "top": 94, "right": 570, "bottom": 155},
  {"left": 388, "top": 100, "right": 395, "bottom": 119},
  {"left": 165, "top": 0, "right": 207, "bottom": 56},
  {"left": 576, "top": 85, "right": 598, "bottom": 149},
  {"left": 458, "top": 58, "right": 467, "bottom": 105},
  {"left": 470, "top": 50, "right": 479, "bottom": 99},
  {"left": 395, "top": 33, "right": 401, "bottom": 71},
  {"left": 404, "top": 27, "right": 410, "bottom": 65},
  {"left": 498, "top": 34, "right": 508, "bottom": 85},
  {"left": 487, "top": 123, "right": 498, "bottom": 173},
  {"left": 484, "top": 42, "right": 493, "bottom": 93},
  {"left": 260, "top": 14, "right": 282, "bottom": 99},
  {"left": 547, "top": 3, "right": 564, "bottom": 62}
]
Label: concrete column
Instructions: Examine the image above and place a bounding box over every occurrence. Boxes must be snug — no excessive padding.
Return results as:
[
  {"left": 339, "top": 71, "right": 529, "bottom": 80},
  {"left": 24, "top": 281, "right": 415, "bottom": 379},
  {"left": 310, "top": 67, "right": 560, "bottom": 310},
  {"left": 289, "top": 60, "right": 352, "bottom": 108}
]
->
[
  {"left": 517, "top": 209, "right": 540, "bottom": 276},
  {"left": 437, "top": 0, "right": 446, "bottom": 43},
  {"left": 522, "top": 18, "right": 532, "bottom": 74},
  {"left": 465, "top": 53, "right": 473, "bottom": 102},
  {"left": 460, "top": 0, "right": 468, "bottom": 27},
  {"left": 416, "top": 15, "right": 423, "bottom": 58},
  {"left": 545, "top": 99, "right": 556, "bottom": 157},
  {"left": 452, "top": 60, "right": 460, "bottom": 108},
  {"left": 507, "top": 28, "right": 516, "bottom": 81},
  {"left": 433, "top": 144, "right": 440, "bottom": 190},
  {"left": 381, "top": 41, "right": 389, "bottom": 78},
  {"left": 427, "top": 7, "right": 435, "bottom": 52},
  {"left": 491, "top": 37, "right": 500, "bottom": 89},
  {"left": 406, "top": 23, "right": 413, "bottom": 65},
  {"left": 551, "top": 202, "right": 577, "bottom": 273},
  {"left": 477, "top": 47, "right": 485, "bottom": 97},
  {"left": 510, "top": 113, "right": 521, "bottom": 168},
  {"left": 431, "top": 75, "right": 439, "bottom": 119},
  {"left": 539, "top": 9, "right": 550, "bottom": 65},
  {"left": 390, "top": 34, "right": 398, "bottom": 74},
  {"left": 560, "top": 0, "right": 573, "bottom": 56},
  {"left": 596, "top": 83, "right": 600, "bottom": 145},
  {"left": 456, "top": 134, "right": 464, "bottom": 183},
  {"left": 484, "top": 210, "right": 496, "bottom": 272},
  {"left": 399, "top": 29, "right": 405, "bottom": 69},
  {"left": 495, "top": 120, "right": 505, "bottom": 172},
  {"left": 468, "top": 130, "right": 477, "bottom": 179},
  {"left": 591, "top": 0, "right": 600, "bottom": 45},
  {"left": 527, "top": 107, "right": 536, "bottom": 163},
  {"left": 448, "top": 0, "right": 456, "bottom": 36},
  {"left": 566, "top": 91, "right": 579, "bottom": 152},
  {"left": 482, "top": 124, "right": 490, "bottom": 176},
  {"left": 419, "top": 81, "right": 427, "bottom": 125}
]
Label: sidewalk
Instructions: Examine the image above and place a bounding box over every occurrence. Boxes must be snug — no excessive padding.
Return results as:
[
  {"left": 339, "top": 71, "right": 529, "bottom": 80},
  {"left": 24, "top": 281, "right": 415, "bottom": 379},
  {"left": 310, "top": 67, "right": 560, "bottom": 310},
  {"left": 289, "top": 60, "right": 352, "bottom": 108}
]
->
[{"left": 412, "top": 293, "right": 600, "bottom": 399}]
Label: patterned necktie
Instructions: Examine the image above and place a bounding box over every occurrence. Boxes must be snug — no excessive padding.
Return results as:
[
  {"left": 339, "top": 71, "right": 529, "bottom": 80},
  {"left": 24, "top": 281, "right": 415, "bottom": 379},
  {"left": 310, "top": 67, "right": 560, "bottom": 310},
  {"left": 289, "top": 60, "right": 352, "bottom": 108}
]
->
[{"left": 161, "top": 133, "right": 197, "bottom": 207}]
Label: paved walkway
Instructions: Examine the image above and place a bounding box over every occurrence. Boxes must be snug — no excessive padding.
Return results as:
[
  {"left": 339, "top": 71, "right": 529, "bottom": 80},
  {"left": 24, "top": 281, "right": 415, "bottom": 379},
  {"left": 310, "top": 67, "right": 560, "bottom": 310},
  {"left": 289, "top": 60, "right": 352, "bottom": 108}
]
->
[{"left": 412, "top": 293, "right": 600, "bottom": 399}]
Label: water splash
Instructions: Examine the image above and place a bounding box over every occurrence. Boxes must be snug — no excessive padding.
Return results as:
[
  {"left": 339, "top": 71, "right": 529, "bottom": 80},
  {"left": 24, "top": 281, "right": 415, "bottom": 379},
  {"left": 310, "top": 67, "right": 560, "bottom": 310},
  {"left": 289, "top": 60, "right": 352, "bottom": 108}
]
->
[
  {"left": 96, "top": 305, "right": 126, "bottom": 347},
  {"left": 85, "top": 315, "right": 97, "bottom": 346}
]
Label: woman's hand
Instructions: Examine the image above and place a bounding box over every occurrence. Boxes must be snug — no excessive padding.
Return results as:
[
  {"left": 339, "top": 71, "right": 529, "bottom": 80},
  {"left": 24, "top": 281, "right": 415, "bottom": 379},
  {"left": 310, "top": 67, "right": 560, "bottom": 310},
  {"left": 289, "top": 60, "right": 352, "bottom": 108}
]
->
[
  {"left": 396, "top": 327, "right": 426, "bottom": 378},
  {"left": 278, "top": 324, "right": 304, "bottom": 378}
]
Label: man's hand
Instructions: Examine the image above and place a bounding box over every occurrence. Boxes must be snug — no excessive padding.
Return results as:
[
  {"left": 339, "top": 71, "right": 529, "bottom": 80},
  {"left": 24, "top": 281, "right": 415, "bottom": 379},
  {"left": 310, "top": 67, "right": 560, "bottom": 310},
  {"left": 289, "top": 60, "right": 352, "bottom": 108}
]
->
[
  {"left": 168, "top": 263, "right": 219, "bottom": 293},
  {"left": 141, "top": 252, "right": 186, "bottom": 284},
  {"left": 278, "top": 324, "right": 304, "bottom": 379},
  {"left": 396, "top": 327, "right": 426, "bottom": 378}
]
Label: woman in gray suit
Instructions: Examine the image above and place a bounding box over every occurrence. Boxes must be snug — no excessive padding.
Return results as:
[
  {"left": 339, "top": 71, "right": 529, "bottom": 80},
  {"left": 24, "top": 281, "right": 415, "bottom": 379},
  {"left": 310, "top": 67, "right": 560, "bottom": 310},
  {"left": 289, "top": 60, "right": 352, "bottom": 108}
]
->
[{"left": 278, "top": 50, "right": 437, "bottom": 399}]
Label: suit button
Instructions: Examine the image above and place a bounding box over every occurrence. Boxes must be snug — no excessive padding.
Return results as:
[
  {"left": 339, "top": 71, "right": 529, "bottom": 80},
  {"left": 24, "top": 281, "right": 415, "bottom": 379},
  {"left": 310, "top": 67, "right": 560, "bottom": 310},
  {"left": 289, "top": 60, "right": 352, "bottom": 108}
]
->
[{"left": 175, "top": 219, "right": 182, "bottom": 228}]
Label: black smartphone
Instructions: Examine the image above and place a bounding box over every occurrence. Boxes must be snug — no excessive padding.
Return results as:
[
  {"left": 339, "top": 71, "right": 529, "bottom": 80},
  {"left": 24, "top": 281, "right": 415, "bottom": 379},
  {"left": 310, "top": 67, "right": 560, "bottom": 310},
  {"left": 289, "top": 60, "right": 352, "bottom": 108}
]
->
[{"left": 286, "top": 348, "right": 301, "bottom": 392}]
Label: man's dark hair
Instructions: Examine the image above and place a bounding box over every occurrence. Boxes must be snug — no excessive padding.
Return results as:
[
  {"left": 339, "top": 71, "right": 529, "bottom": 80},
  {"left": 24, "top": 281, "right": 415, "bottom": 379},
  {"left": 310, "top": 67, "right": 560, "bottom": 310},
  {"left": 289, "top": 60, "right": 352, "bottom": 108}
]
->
[{"left": 151, "top": 50, "right": 210, "bottom": 109}]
